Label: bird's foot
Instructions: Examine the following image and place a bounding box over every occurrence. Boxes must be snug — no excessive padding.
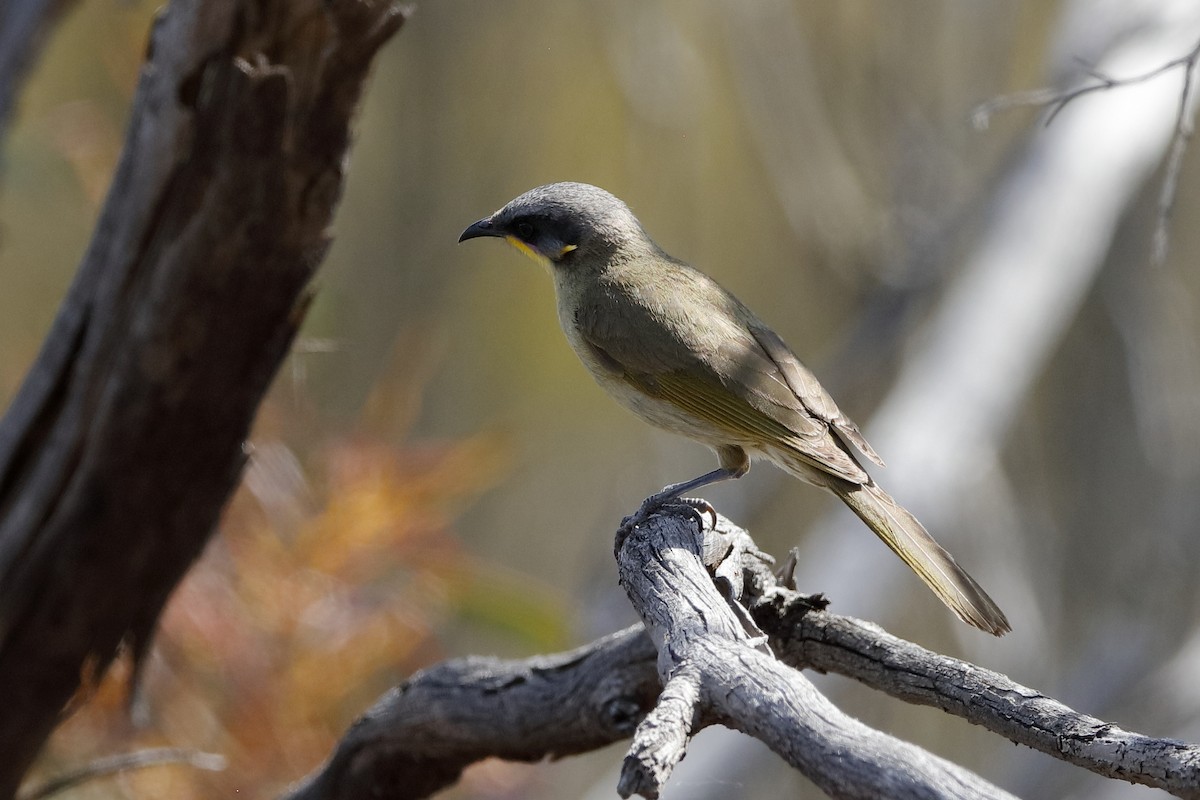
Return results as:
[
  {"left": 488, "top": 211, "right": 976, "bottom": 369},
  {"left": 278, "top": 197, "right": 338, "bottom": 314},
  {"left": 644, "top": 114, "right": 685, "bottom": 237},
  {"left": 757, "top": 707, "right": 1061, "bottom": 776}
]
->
[{"left": 615, "top": 493, "right": 718, "bottom": 554}]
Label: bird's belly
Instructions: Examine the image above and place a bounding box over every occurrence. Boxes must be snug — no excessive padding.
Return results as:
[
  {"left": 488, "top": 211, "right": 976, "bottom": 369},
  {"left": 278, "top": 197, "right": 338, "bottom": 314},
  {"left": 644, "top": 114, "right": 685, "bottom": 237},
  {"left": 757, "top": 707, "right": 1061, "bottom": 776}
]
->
[{"left": 591, "top": 370, "right": 742, "bottom": 448}]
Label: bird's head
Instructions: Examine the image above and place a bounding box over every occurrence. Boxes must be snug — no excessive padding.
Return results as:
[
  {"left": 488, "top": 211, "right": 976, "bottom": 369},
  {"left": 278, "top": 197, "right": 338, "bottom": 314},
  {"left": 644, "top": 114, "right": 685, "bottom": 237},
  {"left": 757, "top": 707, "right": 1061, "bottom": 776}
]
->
[{"left": 458, "top": 182, "right": 651, "bottom": 268}]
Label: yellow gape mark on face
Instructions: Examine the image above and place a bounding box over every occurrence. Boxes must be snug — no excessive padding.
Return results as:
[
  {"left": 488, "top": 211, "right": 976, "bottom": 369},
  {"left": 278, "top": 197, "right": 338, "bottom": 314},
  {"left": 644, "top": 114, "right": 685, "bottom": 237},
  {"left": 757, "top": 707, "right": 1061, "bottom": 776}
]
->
[
  {"left": 556, "top": 244, "right": 578, "bottom": 259},
  {"left": 505, "top": 235, "right": 550, "bottom": 267}
]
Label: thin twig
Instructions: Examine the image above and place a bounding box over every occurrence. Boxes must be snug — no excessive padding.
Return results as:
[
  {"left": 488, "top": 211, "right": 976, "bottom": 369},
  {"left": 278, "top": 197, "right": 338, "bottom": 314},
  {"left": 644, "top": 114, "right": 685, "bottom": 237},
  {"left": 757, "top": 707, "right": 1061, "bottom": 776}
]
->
[
  {"left": 973, "top": 38, "right": 1200, "bottom": 270},
  {"left": 17, "top": 748, "right": 227, "bottom": 800},
  {"left": 1154, "top": 43, "right": 1200, "bottom": 266},
  {"left": 973, "top": 43, "right": 1200, "bottom": 130}
]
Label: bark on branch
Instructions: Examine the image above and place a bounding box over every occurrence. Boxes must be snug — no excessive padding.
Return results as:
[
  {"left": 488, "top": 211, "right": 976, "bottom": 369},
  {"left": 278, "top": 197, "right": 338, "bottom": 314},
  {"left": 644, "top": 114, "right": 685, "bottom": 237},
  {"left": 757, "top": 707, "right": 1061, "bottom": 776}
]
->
[
  {"left": 286, "top": 509, "right": 1200, "bottom": 799},
  {"left": 613, "top": 510, "right": 1013, "bottom": 800},
  {"left": 758, "top": 598, "right": 1200, "bottom": 796},
  {"left": 282, "top": 628, "right": 660, "bottom": 800},
  {"left": 0, "top": 2, "right": 406, "bottom": 797}
]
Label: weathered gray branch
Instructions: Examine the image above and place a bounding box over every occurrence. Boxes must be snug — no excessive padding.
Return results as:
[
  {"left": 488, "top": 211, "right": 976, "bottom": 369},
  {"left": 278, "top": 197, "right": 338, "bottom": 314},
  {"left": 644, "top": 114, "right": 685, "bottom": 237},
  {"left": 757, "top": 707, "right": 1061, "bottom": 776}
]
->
[
  {"left": 280, "top": 626, "right": 660, "bottom": 800},
  {"left": 0, "top": 1, "right": 405, "bottom": 797},
  {"left": 757, "top": 597, "right": 1200, "bottom": 798},
  {"left": 286, "top": 509, "right": 1200, "bottom": 799},
  {"left": 614, "top": 510, "right": 1014, "bottom": 800}
]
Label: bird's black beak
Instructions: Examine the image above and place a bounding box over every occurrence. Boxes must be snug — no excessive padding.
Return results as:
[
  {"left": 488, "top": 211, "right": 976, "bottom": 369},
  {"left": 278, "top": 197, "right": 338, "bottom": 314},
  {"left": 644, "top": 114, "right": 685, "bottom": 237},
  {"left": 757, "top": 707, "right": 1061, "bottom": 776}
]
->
[{"left": 458, "top": 217, "right": 503, "bottom": 243}]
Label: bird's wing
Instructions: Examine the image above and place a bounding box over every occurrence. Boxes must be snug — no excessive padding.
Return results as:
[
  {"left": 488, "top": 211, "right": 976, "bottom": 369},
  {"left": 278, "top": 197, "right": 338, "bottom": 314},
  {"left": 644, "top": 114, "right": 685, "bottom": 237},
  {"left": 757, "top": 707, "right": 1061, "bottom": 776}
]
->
[
  {"left": 746, "top": 320, "right": 884, "bottom": 468},
  {"left": 573, "top": 273, "right": 871, "bottom": 483}
]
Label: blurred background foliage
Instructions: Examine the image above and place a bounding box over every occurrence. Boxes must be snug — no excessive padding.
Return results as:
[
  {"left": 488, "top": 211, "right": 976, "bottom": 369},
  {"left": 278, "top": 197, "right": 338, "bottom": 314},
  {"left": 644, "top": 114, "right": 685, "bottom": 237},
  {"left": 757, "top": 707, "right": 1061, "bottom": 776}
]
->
[{"left": 3, "top": 0, "right": 1200, "bottom": 798}]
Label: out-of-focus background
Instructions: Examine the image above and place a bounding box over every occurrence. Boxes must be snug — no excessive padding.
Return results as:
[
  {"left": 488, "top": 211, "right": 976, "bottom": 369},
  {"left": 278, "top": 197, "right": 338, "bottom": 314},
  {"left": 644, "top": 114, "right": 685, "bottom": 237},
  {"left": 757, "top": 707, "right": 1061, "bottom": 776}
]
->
[{"left": 4, "top": 1, "right": 1200, "bottom": 798}]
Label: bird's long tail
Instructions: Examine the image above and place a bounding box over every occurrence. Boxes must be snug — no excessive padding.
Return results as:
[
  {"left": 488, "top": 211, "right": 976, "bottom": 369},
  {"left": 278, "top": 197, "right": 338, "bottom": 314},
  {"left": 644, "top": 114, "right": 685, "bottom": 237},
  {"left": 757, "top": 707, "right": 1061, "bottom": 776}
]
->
[{"left": 826, "top": 479, "right": 1010, "bottom": 636}]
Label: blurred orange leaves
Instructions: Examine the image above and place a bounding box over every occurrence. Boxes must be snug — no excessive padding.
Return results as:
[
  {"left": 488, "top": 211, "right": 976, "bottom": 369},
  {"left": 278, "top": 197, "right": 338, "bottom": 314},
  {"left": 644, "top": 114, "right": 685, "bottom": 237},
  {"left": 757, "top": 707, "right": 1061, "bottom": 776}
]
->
[{"left": 31, "top": 421, "right": 568, "bottom": 799}]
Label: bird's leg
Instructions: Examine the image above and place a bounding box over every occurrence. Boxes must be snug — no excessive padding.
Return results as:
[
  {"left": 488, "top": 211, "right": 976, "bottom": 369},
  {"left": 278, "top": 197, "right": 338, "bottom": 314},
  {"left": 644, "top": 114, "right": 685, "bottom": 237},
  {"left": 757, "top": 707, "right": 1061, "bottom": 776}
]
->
[
  {"left": 650, "top": 467, "right": 737, "bottom": 503},
  {"left": 617, "top": 447, "right": 749, "bottom": 548}
]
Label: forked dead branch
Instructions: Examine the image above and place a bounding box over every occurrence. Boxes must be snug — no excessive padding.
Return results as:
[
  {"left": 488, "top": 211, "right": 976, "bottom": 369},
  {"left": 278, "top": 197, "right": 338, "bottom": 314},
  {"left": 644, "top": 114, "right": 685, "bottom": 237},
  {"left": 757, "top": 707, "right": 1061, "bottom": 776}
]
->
[{"left": 285, "top": 507, "right": 1200, "bottom": 799}]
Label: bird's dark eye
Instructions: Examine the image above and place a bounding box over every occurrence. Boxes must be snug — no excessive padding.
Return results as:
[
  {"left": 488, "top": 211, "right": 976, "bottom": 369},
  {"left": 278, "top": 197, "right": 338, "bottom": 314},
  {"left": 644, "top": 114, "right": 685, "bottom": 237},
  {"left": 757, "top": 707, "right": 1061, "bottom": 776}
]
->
[{"left": 515, "top": 221, "right": 536, "bottom": 241}]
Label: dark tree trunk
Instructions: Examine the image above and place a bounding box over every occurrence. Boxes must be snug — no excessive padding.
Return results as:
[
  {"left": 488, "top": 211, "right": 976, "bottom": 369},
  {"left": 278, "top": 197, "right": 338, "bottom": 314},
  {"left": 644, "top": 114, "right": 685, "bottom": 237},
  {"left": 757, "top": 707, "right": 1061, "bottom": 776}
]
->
[{"left": 0, "top": 2, "right": 406, "bottom": 796}]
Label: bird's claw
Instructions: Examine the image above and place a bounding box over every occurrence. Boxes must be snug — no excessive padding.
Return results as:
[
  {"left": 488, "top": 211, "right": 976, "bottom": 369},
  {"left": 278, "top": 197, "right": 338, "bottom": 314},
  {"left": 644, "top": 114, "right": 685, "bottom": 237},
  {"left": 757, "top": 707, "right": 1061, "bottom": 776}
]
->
[
  {"left": 677, "top": 496, "right": 718, "bottom": 531},
  {"left": 615, "top": 494, "right": 718, "bottom": 554}
]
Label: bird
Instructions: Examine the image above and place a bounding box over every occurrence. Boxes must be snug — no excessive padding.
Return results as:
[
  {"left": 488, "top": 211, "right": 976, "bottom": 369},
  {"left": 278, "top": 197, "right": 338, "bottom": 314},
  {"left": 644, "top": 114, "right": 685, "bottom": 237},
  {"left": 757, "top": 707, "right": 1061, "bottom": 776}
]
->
[{"left": 458, "top": 182, "right": 1010, "bottom": 636}]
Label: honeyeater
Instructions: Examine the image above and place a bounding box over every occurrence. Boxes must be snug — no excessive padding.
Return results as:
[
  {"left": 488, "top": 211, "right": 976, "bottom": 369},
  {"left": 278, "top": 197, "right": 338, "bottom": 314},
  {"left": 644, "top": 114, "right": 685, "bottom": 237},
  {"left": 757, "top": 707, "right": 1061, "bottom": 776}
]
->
[{"left": 458, "top": 182, "right": 1009, "bottom": 636}]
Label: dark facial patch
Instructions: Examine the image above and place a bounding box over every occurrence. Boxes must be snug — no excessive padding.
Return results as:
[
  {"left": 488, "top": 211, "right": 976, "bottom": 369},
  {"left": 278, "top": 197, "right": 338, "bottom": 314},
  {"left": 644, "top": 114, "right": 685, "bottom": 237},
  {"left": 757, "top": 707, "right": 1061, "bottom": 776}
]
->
[{"left": 501, "top": 212, "right": 582, "bottom": 262}]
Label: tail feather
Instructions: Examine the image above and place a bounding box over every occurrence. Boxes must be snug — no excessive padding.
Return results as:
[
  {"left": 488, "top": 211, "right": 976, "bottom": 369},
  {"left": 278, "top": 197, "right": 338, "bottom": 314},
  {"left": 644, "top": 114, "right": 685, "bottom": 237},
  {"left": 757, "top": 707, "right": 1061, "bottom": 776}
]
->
[{"left": 829, "top": 480, "right": 1010, "bottom": 636}]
